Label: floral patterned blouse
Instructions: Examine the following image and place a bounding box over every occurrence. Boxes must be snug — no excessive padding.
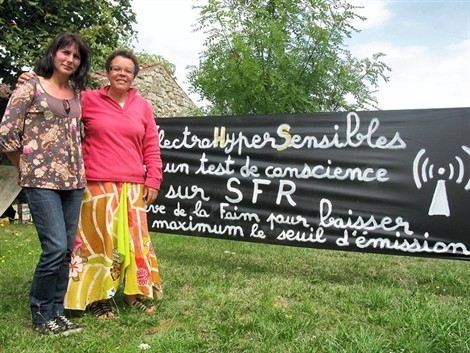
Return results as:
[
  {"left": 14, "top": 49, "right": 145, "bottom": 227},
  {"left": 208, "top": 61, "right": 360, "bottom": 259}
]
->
[{"left": 0, "top": 76, "right": 86, "bottom": 190}]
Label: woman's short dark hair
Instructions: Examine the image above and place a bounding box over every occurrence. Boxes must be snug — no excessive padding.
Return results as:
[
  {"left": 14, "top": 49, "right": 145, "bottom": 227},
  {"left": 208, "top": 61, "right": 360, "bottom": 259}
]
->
[
  {"left": 105, "top": 49, "right": 140, "bottom": 77},
  {"left": 34, "top": 32, "right": 91, "bottom": 91}
]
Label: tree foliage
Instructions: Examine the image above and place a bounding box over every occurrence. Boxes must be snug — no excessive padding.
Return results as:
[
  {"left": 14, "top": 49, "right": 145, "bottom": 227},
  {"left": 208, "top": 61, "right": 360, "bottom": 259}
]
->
[
  {"left": 189, "top": 0, "right": 391, "bottom": 115},
  {"left": 0, "top": 0, "right": 136, "bottom": 86}
]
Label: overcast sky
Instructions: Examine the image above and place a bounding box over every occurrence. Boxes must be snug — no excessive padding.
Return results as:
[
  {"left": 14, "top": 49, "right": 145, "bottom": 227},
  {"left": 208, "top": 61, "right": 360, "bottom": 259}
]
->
[{"left": 131, "top": 0, "right": 470, "bottom": 111}]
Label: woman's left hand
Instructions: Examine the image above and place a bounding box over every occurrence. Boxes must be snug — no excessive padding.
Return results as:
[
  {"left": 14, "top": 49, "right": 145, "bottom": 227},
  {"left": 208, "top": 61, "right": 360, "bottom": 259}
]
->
[{"left": 143, "top": 186, "right": 158, "bottom": 205}]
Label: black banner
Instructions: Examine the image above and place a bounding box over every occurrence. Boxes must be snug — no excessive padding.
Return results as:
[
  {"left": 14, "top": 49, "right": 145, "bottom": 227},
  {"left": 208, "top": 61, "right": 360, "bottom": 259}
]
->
[{"left": 148, "top": 108, "right": 470, "bottom": 260}]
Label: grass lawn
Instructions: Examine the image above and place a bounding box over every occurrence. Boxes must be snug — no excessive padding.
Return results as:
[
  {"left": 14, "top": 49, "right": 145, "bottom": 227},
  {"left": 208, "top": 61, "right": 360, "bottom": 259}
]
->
[{"left": 0, "top": 223, "right": 468, "bottom": 353}]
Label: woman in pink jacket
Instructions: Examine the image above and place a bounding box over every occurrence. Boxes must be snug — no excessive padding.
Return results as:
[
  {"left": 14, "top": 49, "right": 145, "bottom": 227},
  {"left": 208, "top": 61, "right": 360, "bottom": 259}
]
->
[{"left": 64, "top": 50, "right": 164, "bottom": 318}]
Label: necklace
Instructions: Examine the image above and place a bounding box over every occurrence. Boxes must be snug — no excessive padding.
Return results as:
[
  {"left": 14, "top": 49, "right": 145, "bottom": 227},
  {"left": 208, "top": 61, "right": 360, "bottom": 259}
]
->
[{"left": 62, "top": 99, "right": 71, "bottom": 115}]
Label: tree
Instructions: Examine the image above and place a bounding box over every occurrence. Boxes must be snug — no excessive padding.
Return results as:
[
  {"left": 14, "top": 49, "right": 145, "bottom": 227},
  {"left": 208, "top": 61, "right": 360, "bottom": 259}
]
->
[
  {"left": 0, "top": 0, "right": 136, "bottom": 86},
  {"left": 188, "top": 0, "right": 391, "bottom": 115}
]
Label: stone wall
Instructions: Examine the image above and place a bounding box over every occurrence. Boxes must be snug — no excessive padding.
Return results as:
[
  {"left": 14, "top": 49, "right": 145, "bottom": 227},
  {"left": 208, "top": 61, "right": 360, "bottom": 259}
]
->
[{"left": 93, "top": 62, "right": 198, "bottom": 118}]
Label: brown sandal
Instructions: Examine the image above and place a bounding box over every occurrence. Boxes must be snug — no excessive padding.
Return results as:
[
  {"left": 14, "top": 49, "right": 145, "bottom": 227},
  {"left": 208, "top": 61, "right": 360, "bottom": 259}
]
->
[{"left": 126, "top": 297, "right": 156, "bottom": 314}]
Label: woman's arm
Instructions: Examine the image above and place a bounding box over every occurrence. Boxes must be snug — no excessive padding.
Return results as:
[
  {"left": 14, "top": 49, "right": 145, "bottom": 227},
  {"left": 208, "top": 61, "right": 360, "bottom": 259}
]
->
[
  {"left": 141, "top": 101, "right": 163, "bottom": 191},
  {"left": 0, "top": 79, "right": 36, "bottom": 153}
]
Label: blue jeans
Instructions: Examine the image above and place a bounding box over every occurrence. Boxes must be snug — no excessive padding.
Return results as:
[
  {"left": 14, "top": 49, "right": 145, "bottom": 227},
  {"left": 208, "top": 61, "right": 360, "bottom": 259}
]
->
[{"left": 25, "top": 187, "right": 83, "bottom": 324}]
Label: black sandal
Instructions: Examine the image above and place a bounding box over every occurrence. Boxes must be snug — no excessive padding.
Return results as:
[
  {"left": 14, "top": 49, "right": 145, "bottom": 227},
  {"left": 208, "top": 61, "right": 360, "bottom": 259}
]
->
[
  {"left": 88, "top": 301, "right": 115, "bottom": 319},
  {"left": 126, "top": 297, "right": 156, "bottom": 314}
]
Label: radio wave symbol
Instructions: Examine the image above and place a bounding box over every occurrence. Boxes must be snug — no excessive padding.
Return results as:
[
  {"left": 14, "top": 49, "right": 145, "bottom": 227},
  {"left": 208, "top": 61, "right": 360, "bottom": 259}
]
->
[
  {"left": 463, "top": 146, "right": 470, "bottom": 190},
  {"left": 412, "top": 146, "right": 470, "bottom": 217},
  {"left": 413, "top": 149, "right": 434, "bottom": 189}
]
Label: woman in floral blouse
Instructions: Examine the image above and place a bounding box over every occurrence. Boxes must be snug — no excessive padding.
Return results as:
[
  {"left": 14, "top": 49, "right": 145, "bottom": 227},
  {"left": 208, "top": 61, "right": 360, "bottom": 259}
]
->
[{"left": 0, "top": 32, "right": 91, "bottom": 336}]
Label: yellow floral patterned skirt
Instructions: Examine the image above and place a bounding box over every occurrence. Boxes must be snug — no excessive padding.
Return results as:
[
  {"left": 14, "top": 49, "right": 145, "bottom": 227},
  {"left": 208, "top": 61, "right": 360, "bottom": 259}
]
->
[{"left": 65, "top": 181, "right": 163, "bottom": 310}]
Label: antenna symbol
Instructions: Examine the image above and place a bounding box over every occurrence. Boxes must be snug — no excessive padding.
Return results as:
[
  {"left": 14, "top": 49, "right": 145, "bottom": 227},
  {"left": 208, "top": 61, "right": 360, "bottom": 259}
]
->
[{"left": 412, "top": 147, "right": 470, "bottom": 217}]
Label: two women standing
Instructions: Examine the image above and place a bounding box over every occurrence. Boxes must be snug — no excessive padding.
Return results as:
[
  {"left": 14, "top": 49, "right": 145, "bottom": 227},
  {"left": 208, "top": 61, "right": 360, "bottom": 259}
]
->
[{"left": 1, "top": 33, "right": 164, "bottom": 335}]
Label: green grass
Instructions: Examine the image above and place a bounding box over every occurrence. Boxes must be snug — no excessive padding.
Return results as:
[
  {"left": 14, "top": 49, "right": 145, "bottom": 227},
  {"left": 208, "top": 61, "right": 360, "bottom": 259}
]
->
[{"left": 0, "top": 223, "right": 468, "bottom": 353}]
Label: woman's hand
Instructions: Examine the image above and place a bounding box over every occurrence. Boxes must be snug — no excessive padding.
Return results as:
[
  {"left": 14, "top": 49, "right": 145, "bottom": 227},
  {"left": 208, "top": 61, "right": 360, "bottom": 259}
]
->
[
  {"left": 5, "top": 151, "right": 21, "bottom": 185},
  {"left": 143, "top": 186, "right": 158, "bottom": 205},
  {"left": 16, "top": 71, "right": 36, "bottom": 88}
]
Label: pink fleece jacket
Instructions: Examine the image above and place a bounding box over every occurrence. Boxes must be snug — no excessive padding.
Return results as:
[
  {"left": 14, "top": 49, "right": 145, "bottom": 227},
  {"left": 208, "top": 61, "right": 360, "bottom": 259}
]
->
[{"left": 81, "top": 86, "right": 163, "bottom": 189}]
